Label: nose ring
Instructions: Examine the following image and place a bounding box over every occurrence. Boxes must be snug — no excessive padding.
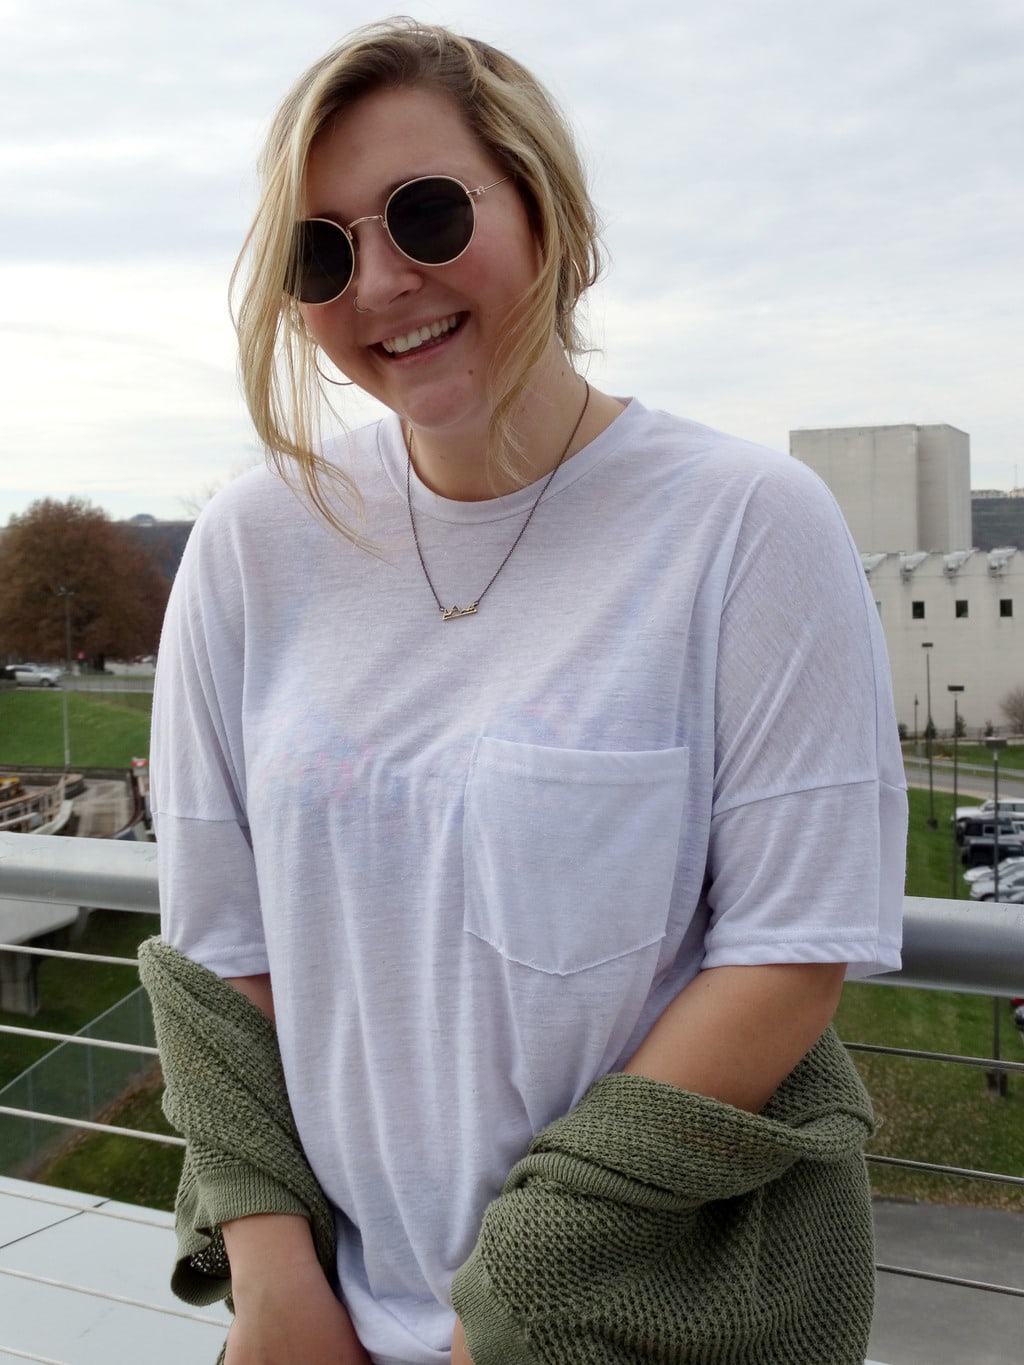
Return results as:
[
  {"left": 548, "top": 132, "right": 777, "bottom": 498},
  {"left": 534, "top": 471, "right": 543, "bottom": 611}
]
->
[{"left": 353, "top": 298, "right": 370, "bottom": 314}]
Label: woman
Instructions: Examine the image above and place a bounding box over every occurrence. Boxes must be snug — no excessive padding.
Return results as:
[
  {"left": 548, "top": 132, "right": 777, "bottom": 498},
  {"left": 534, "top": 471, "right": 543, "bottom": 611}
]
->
[{"left": 142, "top": 18, "right": 907, "bottom": 1365}]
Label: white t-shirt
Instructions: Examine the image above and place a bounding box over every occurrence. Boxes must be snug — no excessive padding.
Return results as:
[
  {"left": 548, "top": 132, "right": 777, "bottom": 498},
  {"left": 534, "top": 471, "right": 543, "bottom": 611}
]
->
[{"left": 152, "top": 399, "right": 906, "bottom": 1365}]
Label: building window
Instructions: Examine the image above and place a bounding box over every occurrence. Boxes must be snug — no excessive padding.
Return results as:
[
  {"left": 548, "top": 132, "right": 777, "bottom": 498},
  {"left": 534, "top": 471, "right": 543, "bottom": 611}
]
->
[
  {"left": 912, "top": 601, "right": 925, "bottom": 620},
  {"left": 1001, "top": 599, "right": 1013, "bottom": 618},
  {"left": 955, "top": 599, "right": 969, "bottom": 619}
]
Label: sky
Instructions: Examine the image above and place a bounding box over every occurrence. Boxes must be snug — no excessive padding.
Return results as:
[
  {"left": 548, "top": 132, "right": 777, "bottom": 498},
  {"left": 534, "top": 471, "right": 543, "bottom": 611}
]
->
[{"left": 2, "top": 0, "right": 1022, "bottom": 524}]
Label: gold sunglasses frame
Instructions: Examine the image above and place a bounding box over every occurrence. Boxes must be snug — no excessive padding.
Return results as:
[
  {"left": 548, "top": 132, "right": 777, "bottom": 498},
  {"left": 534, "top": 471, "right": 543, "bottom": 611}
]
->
[{"left": 292, "top": 175, "right": 509, "bottom": 305}]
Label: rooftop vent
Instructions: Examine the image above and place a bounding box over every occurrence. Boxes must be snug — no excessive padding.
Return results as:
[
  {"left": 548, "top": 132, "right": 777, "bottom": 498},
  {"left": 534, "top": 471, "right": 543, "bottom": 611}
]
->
[
  {"left": 943, "top": 550, "right": 973, "bottom": 577},
  {"left": 899, "top": 551, "right": 929, "bottom": 580},
  {"left": 987, "top": 546, "right": 1018, "bottom": 575}
]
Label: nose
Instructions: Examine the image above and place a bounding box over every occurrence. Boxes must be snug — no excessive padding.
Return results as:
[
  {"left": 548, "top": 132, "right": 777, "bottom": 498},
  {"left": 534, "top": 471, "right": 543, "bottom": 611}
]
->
[{"left": 349, "top": 217, "right": 422, "bottom": 313}]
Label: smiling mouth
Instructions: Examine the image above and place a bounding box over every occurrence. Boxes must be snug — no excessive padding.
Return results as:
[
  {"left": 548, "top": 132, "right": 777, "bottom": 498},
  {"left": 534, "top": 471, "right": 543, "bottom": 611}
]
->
[{"left": 380, "top": 314, "right": 462, "bottom": 357}]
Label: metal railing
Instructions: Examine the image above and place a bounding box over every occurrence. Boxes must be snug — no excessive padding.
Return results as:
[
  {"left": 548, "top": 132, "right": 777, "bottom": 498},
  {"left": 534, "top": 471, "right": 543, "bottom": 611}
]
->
[
  {"left": 2, "top": 831, "right": 1024, "bottom": 1352},
  {"left": 0, "top": 775, "right": 69, "bottom": 835}
]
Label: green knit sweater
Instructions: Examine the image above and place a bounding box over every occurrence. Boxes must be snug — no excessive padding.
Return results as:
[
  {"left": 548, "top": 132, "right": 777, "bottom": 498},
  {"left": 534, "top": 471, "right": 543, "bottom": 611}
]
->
[
  {"left": 141, "top": 937, "right": 876, "bottom": 1364},
  {"left": 136, "top": 937, "right": 337, "bottom": 1308},
  {"left": 451, "top": 1028, "right": 877, "bottom": 1365}
]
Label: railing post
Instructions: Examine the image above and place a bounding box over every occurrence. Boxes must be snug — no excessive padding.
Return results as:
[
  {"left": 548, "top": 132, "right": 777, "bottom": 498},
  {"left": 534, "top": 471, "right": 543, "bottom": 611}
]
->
[
  {"left": 26, "top": 1068, "right": 36, "bottom": 1164},
  {"left": 987, "top": 1001, "right": 1008, "bottom": 1098},
  {"left": 86, "top": 1028, "right": 96, "bottom": 1116}
]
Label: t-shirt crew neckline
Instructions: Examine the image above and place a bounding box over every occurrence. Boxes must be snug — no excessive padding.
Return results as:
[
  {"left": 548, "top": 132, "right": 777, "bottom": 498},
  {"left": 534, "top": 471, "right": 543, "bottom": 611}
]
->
[{"left": 377, "top": 396, "right": 639, "bottom": 525}]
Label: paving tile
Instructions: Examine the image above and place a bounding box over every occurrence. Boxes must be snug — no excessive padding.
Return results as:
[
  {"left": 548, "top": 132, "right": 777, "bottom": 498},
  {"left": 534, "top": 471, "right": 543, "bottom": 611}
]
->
[{"left": 0, "top": 1179, "right": 229, "bottom": 1365}]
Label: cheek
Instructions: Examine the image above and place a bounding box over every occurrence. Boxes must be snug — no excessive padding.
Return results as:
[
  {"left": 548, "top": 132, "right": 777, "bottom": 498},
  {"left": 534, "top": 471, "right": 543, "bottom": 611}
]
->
[
  {"left": 299, "top": 303, "right": 354, "bottom": 355},
  {"left": 461, "top": 231, "right": 542, "bottom": 318}
]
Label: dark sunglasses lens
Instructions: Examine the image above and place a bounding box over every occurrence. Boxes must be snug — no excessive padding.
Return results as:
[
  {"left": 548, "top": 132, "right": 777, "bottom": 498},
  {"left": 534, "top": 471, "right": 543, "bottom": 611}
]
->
[
  {"left": 388, "top": 178, "right": 475, "bottom": 265},
  {"left": 289, "top": 220, "right": 353, "bottom": 303}
]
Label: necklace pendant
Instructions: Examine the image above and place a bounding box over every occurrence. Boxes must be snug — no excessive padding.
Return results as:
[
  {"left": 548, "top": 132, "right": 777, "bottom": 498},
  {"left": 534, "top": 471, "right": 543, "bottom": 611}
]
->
[
  {"left": 440, "top": 602, "right": 479, "bottom": 621},
  {"left": 407, "top": 380, "right": 590, "bottom": 622}
]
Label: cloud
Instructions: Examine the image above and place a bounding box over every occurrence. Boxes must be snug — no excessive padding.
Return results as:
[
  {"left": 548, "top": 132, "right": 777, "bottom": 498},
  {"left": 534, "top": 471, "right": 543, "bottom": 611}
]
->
[{"left": 1, "top": 0, "right": 1022, "bottom": 524}]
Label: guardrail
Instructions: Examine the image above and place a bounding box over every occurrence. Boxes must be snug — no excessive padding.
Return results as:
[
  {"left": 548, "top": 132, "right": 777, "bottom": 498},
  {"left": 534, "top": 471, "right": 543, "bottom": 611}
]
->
[{"left": 2, "top": 832, "right": 1024, "bottom": 1358}]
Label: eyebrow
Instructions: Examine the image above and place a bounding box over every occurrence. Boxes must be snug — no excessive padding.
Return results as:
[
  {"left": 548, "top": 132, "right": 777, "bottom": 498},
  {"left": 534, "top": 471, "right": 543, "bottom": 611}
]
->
[{"left": 305, "top": 170, "right": 485, "bottom": 223}]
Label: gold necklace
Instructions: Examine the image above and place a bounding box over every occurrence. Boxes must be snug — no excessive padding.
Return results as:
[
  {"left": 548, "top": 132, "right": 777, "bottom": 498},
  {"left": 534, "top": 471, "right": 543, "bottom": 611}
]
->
[{"left": 406, "top": 381, "right": 591, "bottom": 620}]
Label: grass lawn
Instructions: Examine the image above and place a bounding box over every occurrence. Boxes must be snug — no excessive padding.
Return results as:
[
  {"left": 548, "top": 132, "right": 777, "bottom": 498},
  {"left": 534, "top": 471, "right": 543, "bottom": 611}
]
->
[
  {"left": 0, "top": 911, "right": 159, "bottom": 1087},
  {"left": 903, "top": 739, "right": 1024, "bottom": 774},
  {"left": 0, "top": 689, "right": 177, "bottom": 1199},
  {"left": 0, "top": 689, "right": 152, "bottom": 768},
  {"left": 0, "top": 692, "right": 157, "bottom": 1087},
  {"left": 837, "top": 987, "right": 1024, "bottom": 1211},
  {"left": 32, "top": 1070, "right": 180, "bottom": 1212},
  {"left": 0, "top": 909, "right": 176, "bottom": 1202},
  {"left": 834, "top": 786, "right": 1024, "bottom": 1211},
  {"left": 901, "top": 787, "right": 971, "bottom": 903}
]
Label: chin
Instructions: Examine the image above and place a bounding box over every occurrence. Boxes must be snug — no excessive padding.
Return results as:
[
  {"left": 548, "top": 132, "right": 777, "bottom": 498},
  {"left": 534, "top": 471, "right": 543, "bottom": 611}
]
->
[{"left": 395, "top": 385, "right": 492, "bottom": 438}]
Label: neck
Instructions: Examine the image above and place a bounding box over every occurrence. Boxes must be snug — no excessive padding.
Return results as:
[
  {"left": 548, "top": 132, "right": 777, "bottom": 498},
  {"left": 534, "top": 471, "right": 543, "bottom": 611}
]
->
[{"left": 406, "top": 351, "right": 592, "bottom": 501}]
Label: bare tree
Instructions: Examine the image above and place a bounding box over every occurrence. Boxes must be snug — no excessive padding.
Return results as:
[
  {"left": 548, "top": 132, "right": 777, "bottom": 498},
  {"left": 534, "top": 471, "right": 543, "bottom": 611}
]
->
[{"left": 1000, "top": 685, "right": 1024, "bottom": 734}]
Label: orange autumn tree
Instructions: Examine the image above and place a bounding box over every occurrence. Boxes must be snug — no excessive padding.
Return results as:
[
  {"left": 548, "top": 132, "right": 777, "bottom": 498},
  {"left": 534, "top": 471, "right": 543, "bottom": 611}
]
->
[{"left": 0, "top": 498, "right": 169, "bottom": 669}]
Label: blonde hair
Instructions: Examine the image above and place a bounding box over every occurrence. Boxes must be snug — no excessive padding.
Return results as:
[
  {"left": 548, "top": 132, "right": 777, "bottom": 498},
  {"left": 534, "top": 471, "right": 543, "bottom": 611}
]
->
[{"left": 231, "top": 17, "right": 602, "bottom": 539}]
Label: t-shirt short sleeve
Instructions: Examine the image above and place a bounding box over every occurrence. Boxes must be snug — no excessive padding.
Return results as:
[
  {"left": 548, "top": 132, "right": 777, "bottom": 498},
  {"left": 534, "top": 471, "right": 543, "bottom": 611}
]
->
[
  {"left": 150, "top": 493, "right": 269, "bottom": 977},
  {"left": 702, "top": 454, "right": 905, "bottom": 979}
]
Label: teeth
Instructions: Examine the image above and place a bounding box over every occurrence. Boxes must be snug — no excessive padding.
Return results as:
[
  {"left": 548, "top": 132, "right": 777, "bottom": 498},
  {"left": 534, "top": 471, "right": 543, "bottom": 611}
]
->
[{"left": 381, "top": 315, "right": 458, "bottom": 355}]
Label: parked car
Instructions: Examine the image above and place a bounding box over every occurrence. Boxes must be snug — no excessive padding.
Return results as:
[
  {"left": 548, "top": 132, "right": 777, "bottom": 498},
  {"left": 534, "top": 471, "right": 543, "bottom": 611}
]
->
[
  {"left": 969, "top": 862, "right": 1024, "bottom": 901},
  {"left": 964, "top": 855, "right": 1024, "bottom": 884},
  {"left": 957, "top": 815, "right": 1024, "bottom": 843},
  {"left": 954, "top": 798, "right": 1024, "bottom": 844},
  {"left": 955, "top": 797, "right": 1024, "bottom": 820},
  {"left": 12, "top": 663, "right": 63, "bottom": 688},
  {"left": 961, "top": 819, "right": 1024, "bottom": 868}
]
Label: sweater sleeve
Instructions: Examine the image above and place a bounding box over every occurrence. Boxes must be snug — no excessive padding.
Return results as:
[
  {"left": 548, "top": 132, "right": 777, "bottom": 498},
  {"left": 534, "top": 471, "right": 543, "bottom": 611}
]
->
[
  {"left": 137, "top": 937, "right": 336, "bottom": 1307},
  {"left": 450, "top": 1028, "right": 876, "bottom": 1365}
]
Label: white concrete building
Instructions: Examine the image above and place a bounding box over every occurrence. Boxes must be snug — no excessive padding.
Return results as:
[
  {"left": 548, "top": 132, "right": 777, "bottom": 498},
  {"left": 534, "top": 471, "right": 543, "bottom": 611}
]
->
[
  {"left": 859, "top": 547, "right": 1020, "bottom": 737},
  {"left": 790, "top": 424, "right": 972, "bottom": 554},
  {"left": 789, "top": 425, "right": 1021, "bottom": 736}
]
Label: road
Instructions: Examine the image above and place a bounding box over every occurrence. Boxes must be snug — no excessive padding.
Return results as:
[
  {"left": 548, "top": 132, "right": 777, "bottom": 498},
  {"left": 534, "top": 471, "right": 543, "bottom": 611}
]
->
[{"left": 903, "top": 755, "right": 1024, "bottom": 802}]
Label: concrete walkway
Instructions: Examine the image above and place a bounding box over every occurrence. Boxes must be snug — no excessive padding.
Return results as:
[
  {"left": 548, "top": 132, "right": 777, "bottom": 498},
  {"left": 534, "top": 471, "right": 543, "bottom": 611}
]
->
[
  {"left": 869, "top": 1200, "right": 1024, "bottom": 1364},
  {"left": 1, "top": 1176, "right": 1020, "bottom": 1364},
  {"left": 0, "top": 1176, "right": 230, "bottom": 1364},
  {"left": 71, "top": 779, "right": 134, "bottom": 838}
]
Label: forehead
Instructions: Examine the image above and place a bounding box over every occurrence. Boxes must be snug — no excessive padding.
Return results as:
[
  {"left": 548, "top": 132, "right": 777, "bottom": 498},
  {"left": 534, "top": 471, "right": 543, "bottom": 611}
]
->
[{"left": 305, "top": 85, "right": 497, "bottom": 213}]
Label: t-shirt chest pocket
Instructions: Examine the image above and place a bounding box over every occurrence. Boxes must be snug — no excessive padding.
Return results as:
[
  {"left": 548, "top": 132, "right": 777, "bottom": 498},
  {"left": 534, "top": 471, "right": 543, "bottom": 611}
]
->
[{"left": 462, "top": 737, "right": 690, "bottom": 975}]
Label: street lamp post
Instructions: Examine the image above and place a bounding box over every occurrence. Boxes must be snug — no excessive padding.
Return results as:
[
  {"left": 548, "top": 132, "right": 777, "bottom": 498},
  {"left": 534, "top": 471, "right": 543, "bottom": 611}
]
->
[
  {"left": 984, "top": 734, "right": 1008, "bottom": 1098},
  {"left": 948, "top": 685, "right": 964, "bottom": 897},
  {"left": 922, "top": 642, "right": 936, "bottom": 828},
  {"left": 985, "top": 736, "right": 1008, "bottom": 903},
  {"left": 913, "top": 695, "right": 919, "bottom": 747}
]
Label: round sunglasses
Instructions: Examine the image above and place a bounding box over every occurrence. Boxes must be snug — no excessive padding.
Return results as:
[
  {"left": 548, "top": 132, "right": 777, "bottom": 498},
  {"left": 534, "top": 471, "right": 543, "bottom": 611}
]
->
[{"left": 287, "top": 174, "right": 509, "bottom": 306}]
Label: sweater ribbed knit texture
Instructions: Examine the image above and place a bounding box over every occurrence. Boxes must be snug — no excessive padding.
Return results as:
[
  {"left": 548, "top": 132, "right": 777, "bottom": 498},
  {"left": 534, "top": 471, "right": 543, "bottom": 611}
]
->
[
  {"left": 451, "top": 1027, "right": 876, "bottom": 1365},
  {"left": 137, "top": 937, "right": 337, "bottom": 1313},
  {"left": 141, "top": 938, "right": 876, "bottom": 1364}
]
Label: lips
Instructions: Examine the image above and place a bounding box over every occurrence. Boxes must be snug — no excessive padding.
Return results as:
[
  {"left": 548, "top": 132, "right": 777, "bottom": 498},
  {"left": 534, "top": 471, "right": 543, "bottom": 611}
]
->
[{"left": 380, "top": 313, "right": 461, "bottom": 356}]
